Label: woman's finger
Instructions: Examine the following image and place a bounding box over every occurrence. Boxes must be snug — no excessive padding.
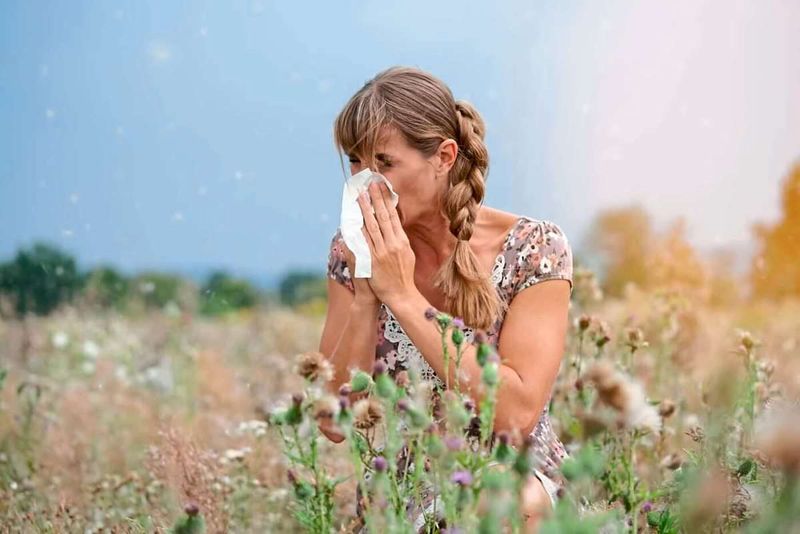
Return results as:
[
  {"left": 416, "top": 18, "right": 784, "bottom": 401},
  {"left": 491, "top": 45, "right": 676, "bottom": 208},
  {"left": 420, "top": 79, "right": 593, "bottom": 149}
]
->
[
  {"left": 358, "top": 192, "right": 386, "bottom": 256},
  {"left": 379, "top": 182, "right": 404, "bottom": 239},
  {"left": 368, "top": 182, "right": 396, "bottom": 243}
]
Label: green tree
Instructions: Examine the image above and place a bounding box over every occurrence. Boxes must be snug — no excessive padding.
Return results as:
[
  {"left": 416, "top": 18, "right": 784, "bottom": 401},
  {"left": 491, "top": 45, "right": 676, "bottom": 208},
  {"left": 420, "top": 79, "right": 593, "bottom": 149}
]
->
[
  {"left": 278, "top": 271, "right": 327, "bottom": 307},
  {"left": 199, "top": 270, "right": 260, "bottom": 316},
  {"left": 0, "top": 242, "right": 83, "bottom": 359},
  {"left": 82, "top": 265, "right": 131, "bottom": 311}
]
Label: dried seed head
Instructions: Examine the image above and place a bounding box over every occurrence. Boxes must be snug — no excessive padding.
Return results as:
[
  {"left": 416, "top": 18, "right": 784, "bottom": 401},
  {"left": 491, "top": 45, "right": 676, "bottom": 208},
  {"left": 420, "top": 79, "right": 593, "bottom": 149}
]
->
[
  {"left": 658, "top": 399, "right": 676, "bottom": 418},
  {"left": 352, "top": 398, "right": 384, "bottom": 430},
  {"left": 312, "top": 396, "right": 340, "bottom": 420},
  {"left": 584, "top": 360, "right": 661, "bottom": 434},
  {"left": 395, "top": 370, "right": 410, "bottom": 388},
  {"left": 293, "top": 351, "right": 334, "bottom": 383},
  {"left": 578, "top": 314, "right": 591, "bottom": 332}
]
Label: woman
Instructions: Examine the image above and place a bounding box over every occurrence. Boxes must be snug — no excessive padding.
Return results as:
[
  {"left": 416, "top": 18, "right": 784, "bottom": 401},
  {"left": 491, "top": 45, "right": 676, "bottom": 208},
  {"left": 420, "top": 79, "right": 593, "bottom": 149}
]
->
[{"left": 317, "top": 66, "right": 573, "bottom": 532}]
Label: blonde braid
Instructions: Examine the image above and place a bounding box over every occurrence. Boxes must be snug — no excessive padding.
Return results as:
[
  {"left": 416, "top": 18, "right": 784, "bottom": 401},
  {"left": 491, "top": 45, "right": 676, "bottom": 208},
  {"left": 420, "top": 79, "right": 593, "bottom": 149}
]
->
[{"left": 431, "top": 100, "right": 506, "bottom": 331}]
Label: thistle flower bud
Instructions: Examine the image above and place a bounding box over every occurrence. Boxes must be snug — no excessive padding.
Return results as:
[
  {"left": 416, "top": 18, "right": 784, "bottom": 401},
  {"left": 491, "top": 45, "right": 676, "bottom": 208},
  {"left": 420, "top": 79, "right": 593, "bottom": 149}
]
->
[
  {"left": 338, "top": 383, "right": 352, "bottom": 397},
  {"left": 350, "top": 371, "right": 372, "bottom": 393},
  {"left": 476, "top": 343, "right": 492, "bottom": 367},
  {"left": 482, "top": 362, "right": 499, "bottom": 386},
  {"left": 184, "top": 502, "right": 200, "bottom": 516},
  {"left": 474, "top": 331, "right": 488, "bottom": 344},
  {"left": 373, "top": 360, "right": 387, "bottom": 376},
  {"left": 451, "top": 328, "right": 465, "bottom": 346},
  {"left": 424, "top": 307, "right": 438, "bottom": 321},
  {"left": 436, "top": 312, "right": 453, "bottom": 329}
]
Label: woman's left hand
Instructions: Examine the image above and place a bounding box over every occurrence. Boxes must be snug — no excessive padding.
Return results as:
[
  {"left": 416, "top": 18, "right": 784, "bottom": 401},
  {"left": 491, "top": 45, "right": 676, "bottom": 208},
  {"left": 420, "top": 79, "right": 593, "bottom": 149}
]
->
[{"left": 357, "top": 181, "right": 417, "bottom": 307}]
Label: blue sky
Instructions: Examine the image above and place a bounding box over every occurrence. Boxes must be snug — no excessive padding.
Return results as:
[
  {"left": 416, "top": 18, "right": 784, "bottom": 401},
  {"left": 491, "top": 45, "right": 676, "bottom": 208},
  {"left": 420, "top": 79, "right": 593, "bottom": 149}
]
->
[{"left": 2, "top": 1, "right": 798, "bottom": 286}]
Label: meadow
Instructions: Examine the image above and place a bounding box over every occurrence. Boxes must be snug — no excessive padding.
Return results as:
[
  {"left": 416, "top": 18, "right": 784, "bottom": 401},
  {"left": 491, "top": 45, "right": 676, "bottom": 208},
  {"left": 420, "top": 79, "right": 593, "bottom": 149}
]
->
[{"left": 1, "top": 266, "right": 799, "bottom": 533}]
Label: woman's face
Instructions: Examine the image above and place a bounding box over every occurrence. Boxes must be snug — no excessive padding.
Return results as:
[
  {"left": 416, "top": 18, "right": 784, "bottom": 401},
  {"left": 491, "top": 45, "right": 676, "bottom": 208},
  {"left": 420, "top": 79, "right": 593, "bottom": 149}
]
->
[{"left": 348, "top": 126, "right": 456, "bottom": 227}]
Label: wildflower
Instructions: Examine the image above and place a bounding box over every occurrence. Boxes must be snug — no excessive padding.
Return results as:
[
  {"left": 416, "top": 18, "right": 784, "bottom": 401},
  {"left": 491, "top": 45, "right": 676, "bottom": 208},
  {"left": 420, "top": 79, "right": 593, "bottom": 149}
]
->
[
  {"left": 373, "top": 456, "right": 388, "bottom": 473},
  {"left": 686, "top": 425, "right": 705, "bottom": 443},
  {"left": 236, "top": 420, "right": 268, "bottom": 437},
  {"left": 373, "top": 359, "right": 387, "bottom": 376},
  {"left": 452, "top": 328, "right": 465, "bottom": 346},
  {"left": 293, "top": 351, "right": 334, "bottom": 383},
  {"left": 51, "top": 331, "right": 69, "bottom": 349},
  {"left": 451, "top": 470, "right": 473, "bottom": 486},
  {"left": 424, "top": 307, "right": 438, "bottom": 321},
  {"left": 444, "top": 435, "right": 464, "bottom": 452},
  {"left": 338, "top": 383, "right": 352, "bottom": 397},
  {"left": 185, "top": 502, "right": 200, "bottom": 516},
  {"left": 395, "top": 370, "right": 410, "bottom": 388},
  {"left": 738, "top": 330, "right": 757, "bottom": 352},
  {"left": 660, "top": 453, "right": 682, "bottom": 470},
  {"left": 624, "top": 327, "right": 648, "bottom": 351},
  {"left": 658, "top": 399, "right": 676, "bottom": 418},
  {"left": 474, "top": 330, "right": 488, "bottom": 344},
  {"left": 641, "top": 501, "right": 653, "bottom": 513},
  {"left": 221, "top": 447, "right": 252, "bottom": 464},
  {"left": 584, "top": 360, "right": 661, "bottom": 434},
  {"left": 754, "top": 398, "right": 800, "bottom": 475},
  {"left": 352, "top": 398, "right": 384, "bottom": 430},
  {"left": 577, "top": 314, "right": 591, "bottom": 332},
  {"left": 452, "top": 317, "right": 466, "bottom": 330},
  {"left": 312, "top": 396, "right": 340, "bottom": 421}
]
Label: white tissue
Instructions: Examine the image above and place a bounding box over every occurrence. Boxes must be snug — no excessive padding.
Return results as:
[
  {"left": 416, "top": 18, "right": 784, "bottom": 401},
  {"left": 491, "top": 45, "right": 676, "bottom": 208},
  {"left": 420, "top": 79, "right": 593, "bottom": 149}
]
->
[{"left": 339, "top": 167, "right": 400, "bottom": 278}]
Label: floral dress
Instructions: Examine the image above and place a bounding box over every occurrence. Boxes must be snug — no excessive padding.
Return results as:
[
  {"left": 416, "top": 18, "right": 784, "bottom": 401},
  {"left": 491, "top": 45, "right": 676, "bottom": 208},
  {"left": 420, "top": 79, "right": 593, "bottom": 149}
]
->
[{"left": 326, "top": 215, "right": 574, "bottom": 530}]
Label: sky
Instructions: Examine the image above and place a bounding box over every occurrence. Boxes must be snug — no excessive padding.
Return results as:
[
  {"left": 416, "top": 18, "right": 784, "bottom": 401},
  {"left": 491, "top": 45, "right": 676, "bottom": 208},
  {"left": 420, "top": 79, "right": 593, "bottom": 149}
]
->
[{"left": 1, "top": 1, "right": 798, "bottom": 287}]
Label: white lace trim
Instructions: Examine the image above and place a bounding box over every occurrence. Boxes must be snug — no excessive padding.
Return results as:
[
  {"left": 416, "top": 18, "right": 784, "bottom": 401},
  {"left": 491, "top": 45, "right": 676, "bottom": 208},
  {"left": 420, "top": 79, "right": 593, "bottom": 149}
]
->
[{"left": 381, "top": 304, "right": 475, "bottom": 389}]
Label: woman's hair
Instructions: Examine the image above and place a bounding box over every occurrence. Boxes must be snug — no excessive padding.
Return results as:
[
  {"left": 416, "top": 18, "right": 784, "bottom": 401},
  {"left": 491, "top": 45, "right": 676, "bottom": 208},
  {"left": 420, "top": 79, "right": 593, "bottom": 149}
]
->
[{"left": 333, "top": 65, "right": 506, "bottom": 331}]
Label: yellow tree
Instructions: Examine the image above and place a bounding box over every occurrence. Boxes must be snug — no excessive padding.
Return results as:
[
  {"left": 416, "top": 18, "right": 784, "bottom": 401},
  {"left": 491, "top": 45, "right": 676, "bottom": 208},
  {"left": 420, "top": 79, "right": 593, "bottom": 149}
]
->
[{"left": 750, "top": 161, "right": 800, "bottom": 300}]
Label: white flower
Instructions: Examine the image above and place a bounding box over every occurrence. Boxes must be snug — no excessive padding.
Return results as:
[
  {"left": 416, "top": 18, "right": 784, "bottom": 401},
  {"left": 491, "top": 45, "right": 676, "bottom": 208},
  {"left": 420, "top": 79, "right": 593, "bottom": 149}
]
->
[
  {"left": 539, "top": 257, "right": 552, "bottom": 275},
  {"left": 82, "top": 340, "right": 100, "bottom": 359},
  {"left": 236, "top": 420, "right": 268, "bottom": 437},
  {"left": 52, "top": 331, "right": 70, "bottom": 349},
  {"left": 221, "top": 446, "right": 253, "bottom": 464}
]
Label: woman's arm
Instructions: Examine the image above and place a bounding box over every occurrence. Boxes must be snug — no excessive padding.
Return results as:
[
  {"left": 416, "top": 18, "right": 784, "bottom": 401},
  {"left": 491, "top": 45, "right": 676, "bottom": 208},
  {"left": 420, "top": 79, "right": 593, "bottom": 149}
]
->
[
  {"left": 388, "top": 280, "right": 570, "bottom": 446},
  {"left": 317, "top": 282, "right": 381, "bottom": 443}
]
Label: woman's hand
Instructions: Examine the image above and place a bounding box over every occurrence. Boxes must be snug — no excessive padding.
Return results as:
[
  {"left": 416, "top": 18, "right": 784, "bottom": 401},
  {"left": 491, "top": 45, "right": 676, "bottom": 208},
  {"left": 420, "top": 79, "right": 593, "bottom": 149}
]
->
[
  {"left": 357, "top": 181, "right": 417, "bottom": 308},
  {"left": 341, "top": 239, "right": 380, "bottom": 306}
]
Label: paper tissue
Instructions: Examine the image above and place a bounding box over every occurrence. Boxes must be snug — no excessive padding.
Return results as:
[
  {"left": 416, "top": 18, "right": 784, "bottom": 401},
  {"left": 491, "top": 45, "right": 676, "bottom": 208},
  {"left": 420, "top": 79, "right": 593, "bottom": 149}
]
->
[{"left": 339, "top": 167, "right": 400, "bottom": 278}]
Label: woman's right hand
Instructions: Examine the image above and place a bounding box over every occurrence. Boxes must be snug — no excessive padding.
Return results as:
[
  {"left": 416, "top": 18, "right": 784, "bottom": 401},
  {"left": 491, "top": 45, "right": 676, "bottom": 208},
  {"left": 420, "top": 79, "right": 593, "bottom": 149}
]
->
[{"left": 342, "top": 240, "right": 380, "bottom": 306}]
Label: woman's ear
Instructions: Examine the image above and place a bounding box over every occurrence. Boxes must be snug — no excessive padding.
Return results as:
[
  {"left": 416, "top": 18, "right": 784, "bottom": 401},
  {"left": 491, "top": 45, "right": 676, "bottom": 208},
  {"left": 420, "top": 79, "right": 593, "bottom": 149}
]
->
[{"left": 436, "top": 138, "right": 458, "bottom": 175}]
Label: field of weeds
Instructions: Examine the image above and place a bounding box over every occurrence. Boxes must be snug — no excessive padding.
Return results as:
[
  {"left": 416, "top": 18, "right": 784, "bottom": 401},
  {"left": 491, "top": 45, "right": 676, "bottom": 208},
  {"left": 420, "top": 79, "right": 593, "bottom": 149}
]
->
[{"left": 1, "top": 272, "right": 799, "bottom": 532}]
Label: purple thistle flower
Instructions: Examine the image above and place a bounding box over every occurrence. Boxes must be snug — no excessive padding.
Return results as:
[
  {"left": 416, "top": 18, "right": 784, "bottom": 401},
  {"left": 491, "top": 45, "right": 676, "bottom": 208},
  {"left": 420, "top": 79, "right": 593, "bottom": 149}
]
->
[
  {"left": 372, "top": 359, "right": 387, "bottom": 376},
  {"left": 451, "top": 470, "right": 473, "bottom": 486},
  {"left": 444, "top": 435, "right": 464, "bottom": 451},
  {"left": 641, "top": 501, "right": 653, "bottom": 513},
  {"left": 424, "top": 307, "right": 438, "bottom": 321},
  {"left": 452, "top": 317, "right": 465, "bottom": 330},
  {"left": 373, "top": 456, "right": 388, "bottom": 473}
]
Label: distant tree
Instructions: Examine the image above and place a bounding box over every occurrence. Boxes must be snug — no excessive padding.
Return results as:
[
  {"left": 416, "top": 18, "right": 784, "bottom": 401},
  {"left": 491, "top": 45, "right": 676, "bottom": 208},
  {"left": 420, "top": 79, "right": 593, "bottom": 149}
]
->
[
  {"left": 646, "top": 217, "right": 711, "bottom": 301},
  {"left": 0, "top": 242, "right": 83, "bottom": 359},
  {"left": 278, "top": 271, "right": 327, "bottom": 307},
  {"left": 131, "top": 272, "right": 184, "bottom": 310},
  {"left": 82, "top": 265, "right": 130, "bottom": 311},
  {"left": 750, "top": 162, "right": 800, "bottom": 300},
  {"left": 199, "top": 271, "right": 260, "bottom": 316},
  {"left": 582, "top": 205, "right": 654, "bottom": 298}
]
